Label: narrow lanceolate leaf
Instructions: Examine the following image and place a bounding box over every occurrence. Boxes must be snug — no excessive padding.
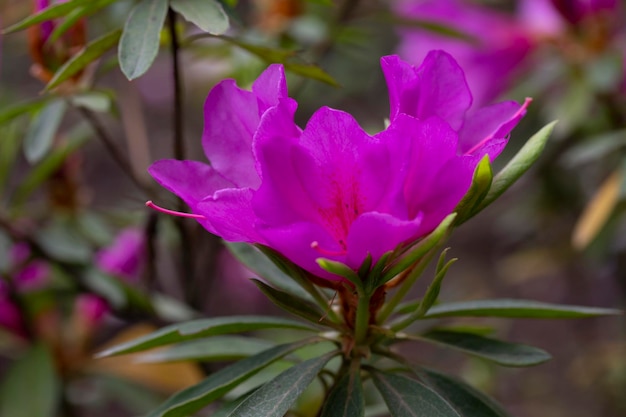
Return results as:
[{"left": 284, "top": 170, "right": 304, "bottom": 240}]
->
[
  {"left": 118, "top": 0, "right": 168, "bottom": 80},
  {"left": 319, "top": 368, "right": 365, "bottom": 417},
  {"left": 138, "top": 336, "right": 276, "bottom": 363},
  {"left": 226, "top": 242, "right": 313, "bottom": 302},
  {"left": 419, "top": 369, "right": 510, "bottom": 417},
  {"left": 46, "top": 29, "right": 122, "bottom": 90},
  {"left": 0, "top": 98, "right": 51, "bottom": 125},
  {"left": 414, "top": 256, "right": 457, "bottom": 318},
  {"left": 96, "top": 316, "right": 317, "bottom": 357},
  {"left": 0, "top": 344, "right": 60, "bottom": 417},
  {"left": 479, "top": 121, "right": 556, "bottom": 210},
  {"left": 170, "top": 0, "right": 229, "bottom": 34},
  {"left": 418, "top": 330, "right": 551, "bottom": 367},
  {"left": 227, "top": 352, "right": 337, "bottom": 417},
  {"left": 23, "top": 100, "right": 67, "bottom": 163},
  {"left": 146, "top": 339, "right": 320, "bottom": 417},
  {"left": 370, "top": 370, "right": 460, "bottom": 417},
  {"left": 381, "top": 213, "right": 456, "bottom": 282},
  {"left": 454, "top": 155, "right": 493, "bottom": 224},
  {"left": 46, "top": 0, "right": 118, "bottom": 45},
  {"left": 252, "top": 279, "right": 342, "bottom": 330},
  {"left": 424, "top": 299, "right": 622, "bottom": 319},
  {"left": 2, "top": 0, "right": 92, "bottom": 34}
]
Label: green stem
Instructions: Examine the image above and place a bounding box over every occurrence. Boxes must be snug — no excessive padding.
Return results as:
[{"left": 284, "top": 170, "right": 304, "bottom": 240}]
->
[
  {"left": 353, "top": 287, "right": 371, "bottom": 345},
  {"left": 376, "top": 246, "right": 440, "bottom": 323}
]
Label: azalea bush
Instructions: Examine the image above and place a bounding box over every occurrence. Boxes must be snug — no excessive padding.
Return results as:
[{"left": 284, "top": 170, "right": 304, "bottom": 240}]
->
[{"left": 0, "top": 1, "right": 624, "bottom": 417}]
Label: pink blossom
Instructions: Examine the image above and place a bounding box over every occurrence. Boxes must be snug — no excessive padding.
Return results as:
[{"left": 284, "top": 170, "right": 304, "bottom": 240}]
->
[
  {"left": 95, "top": 228, "right": 146, "bottom": 283},
  {"left": 393, "top": 0, "right": 533, "bottom": 105},
  {"left": 149, "top": 51, "right": 528, "bottom": 281}
]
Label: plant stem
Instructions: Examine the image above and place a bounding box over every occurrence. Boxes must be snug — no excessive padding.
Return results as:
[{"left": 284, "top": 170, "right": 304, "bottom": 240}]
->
[
  {"left": 376, "top": 246, "right": 440, "bottom": 323},
  {"left": 353, "top": 287, "right": 371, "bottom": 346},
  {"left": 168, "top": 8, "right": 185, "bottom": 161},
  {"left": 77, "top": 107, "right": 152, "bottom": 195}
]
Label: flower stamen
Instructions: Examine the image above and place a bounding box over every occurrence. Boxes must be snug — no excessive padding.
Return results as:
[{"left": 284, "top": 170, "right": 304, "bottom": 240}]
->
[
  {"left": 145, "top": 200, "right": 206, "bottom": 219},
  {"left": 311, "top": 241, "right": 348, "bottom": 257}
]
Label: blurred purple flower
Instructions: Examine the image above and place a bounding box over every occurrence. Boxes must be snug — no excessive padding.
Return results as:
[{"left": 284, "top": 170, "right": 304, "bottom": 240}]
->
[
  {"left": 10, "top": 243, "right": 51, "bottom": 292},
  {"left": 393, "top": 0, "right": 533, "bottom": 105},
  {"left": 149, "top": 51, "right": 528, "bottom": 281},
  {"left": 74, "top": 294, "right": 109, "bottom": 329},
  {"left": 96, "top": 228, "right": 146, "bottom": 284},
  {"left": 0, "top": 281, "right": 25, "bottom": 337},
  {"left": 550, "top": 0, "right": 618, "bottom": 24}
]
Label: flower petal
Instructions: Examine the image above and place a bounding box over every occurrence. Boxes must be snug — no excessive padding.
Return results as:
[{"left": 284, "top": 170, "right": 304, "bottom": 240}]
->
[
  {"left": 201, "top": 80, "right": 262, "bottom": 188},
  {"left": 459, "top": 99, "right": 530, "bottom": 159},
  {"left": 252, "top": 64, "right": 288, "bottom": 112},
  {"left": 346, "top": 212, "right": 423, "bottom": 269},
  {"left": 197, "top": 188, "right": 262, "bottom": 242},
  {"left": 382, "top": 51, "right": 472, "bottom": 130}
]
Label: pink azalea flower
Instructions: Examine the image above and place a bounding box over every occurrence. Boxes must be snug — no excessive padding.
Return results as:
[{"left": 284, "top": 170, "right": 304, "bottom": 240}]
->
[
  {"left": 95, "top": 228, "right": 146, "bottom": 283},
  {"left": 74, "top": 294, "right": 109, "bottom": 329},
  {"left": 393, "top": 0, "right": 532, "bottom": 105},
  {"left": 10, "top": 243, "right": 51, "bottom": 292},
  {"left": 149, "top": 51, "right": 529, "bottom": 281}
]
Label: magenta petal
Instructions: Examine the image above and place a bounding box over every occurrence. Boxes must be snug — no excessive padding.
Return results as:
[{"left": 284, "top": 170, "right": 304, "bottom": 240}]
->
[
  {"left": 201, "top": 80, "right": 263, "bottom": 188},
  {"left": 252, "top": 64, "right": 288, "bottom": 112},
  {"left": 382, "top": 52, "right": 472, "bottom": 130},
  {"left": 459, "top": 100, "right": 529, "bottom": 158},
  {"left": 149, "top": 159, "right": 234, "bottom": 204},
  {"left": 258, "top": 221, "right": 345, "bottom": 281},
  {"left": 345, "top": 212, "right": 423, "bottom": 269},
  {"left": 197, "top": 188, "right": 263, "bottom": 242}
]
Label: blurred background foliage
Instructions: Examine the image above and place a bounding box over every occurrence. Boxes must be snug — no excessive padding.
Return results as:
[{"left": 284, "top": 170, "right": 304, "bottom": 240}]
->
[{"left": 0, "top": 0, "right": 624, "bottom": 416}]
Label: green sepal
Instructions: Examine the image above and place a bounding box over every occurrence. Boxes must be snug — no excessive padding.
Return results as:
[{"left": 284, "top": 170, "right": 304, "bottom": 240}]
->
[
  {"left": 454, "top": 155, "right": 493, "bottom": 225},
  {"left": 381, "top": 213, "right": 456, "bottom": 283},
  {"left": 477, "top": 121, "right": 557, "bottom": 211},
  {"left": 317, "top": 258, "right": 361, "bottom": 288}
]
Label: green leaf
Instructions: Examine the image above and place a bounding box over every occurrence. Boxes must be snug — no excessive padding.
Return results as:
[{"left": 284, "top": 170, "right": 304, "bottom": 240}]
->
[
  {"left": 146, "top": 339, "right": 320, "bottom": 417},
  {"left": 317, "top": 259, "right": 361, "bottom": 287},
  {"left": 419, "top": 369, "right": 510, "bottom": 417},
  {"left": 478, "top": 121, "right": 556, "bottom": 210},
  {"left": 0, "top": 344, "right": 60, "bottom": 417},
  {"left": 220, "top": 37, "right": 340, "bottom": 87},
  {"left": 69, "top": 91, "right": 114, "bottom": 113},
  {"left": 118, "top": 0, "right": 168, "bottom": 80},
  {"left": 424, "top": 299, "right": 622, "bottom": 319},
  {"left": 46, "top": 0, "right": 118, "bottom": 45},
  {"left": 370, "top": 370, "right": 460, "bottom": 417},
  {"left": 413, "top": 256, "right": 457, "bottom": 318},
  {"left": 225, "top": 242, "right": 313, "bottom": 302},
  {"left": 96, "top": 316, "right": 317, "bottom": 357},
  {"left": 138, "top": 336, "right": 276, "bottom": 363},
  {"left": 23, "top": 99, "right": 67, "bottom": 163},
  {"left": 418, "top": 330, "right": 551, "bottom": 367},
  {"left": 0, "top": 98, "right": 51, "bottom": 125},
  {"left": 12, "top": 122, "right": 90, "bottom": 205},
  {"left": 46, "top": 29, "right": 122, "bottom": 90},
  {"left": 454, "top": 155, "right": 493, "bottom": 224},
  {"left": 381, "top": 213, "right": 456, "bottom": 282},
  {"left": 0, "top": 123, "right": 21, "bottom": 193},
  {"left": 252, "top": 280, "right": 341, "bottom": 330},
  {"left": 227, "top": 352, "right": 336, "bottom": 417},
  {"left": 170, "top": 0, "right": 229, "bottom": 34},
  {"left": 2, "top": 0, "right": 93, "bottom": 34},
  {"left": 319, "top": 369, "right": 365, "bottom": 417}
]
